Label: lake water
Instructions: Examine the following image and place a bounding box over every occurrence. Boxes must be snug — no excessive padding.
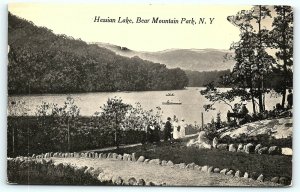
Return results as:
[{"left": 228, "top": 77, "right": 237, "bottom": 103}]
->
[{"left": 8, "top": 87, "right": 283, "bottom": 124}]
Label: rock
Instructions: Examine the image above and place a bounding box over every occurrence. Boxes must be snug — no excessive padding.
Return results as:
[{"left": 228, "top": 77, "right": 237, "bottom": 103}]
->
[
  {"left": 97, "top": 172, "right": 113, "bottom": 183},
  {"left": 144, "top": 159, "right": 150, "bottom": 164},
  {"left": 212, "top": 137, "right": 218, "bottom": 148},
  {"left": 131, "top": 153, "right": 136, "bottom": 161},
  {"left": 122, "top": 155, "right": 128, "bottom": 161},
  {"left": 217, "top": 144, "right": 228, "bottom": 151},
  {"left": 279, "top": 177, "right": 290, "bottom": 185},
  {"left": 148, "top": 181, "right": 156, "bottom": 186},
  {"left": 198, "top": 131, "right": 209, "bottom": 143},
  {"left": 98, "top": 153, "right": 103, "bottom": 158},
  {"left": 281, "top": 148, "right": 292, "bottom": 156},
  {"left": 198, "top": 143, "right": 212, "bottom": 149},
  {"left": 186, "top": 163, "right": 196, "bottom": 169},
  {"left": 117, "top": 154, "right": 123, "bottom": 160},
  {"left": 32, "top": 154, "right": 36, "bottom": 158},
  {"left": 112, "top": 153, "right": 118, "bottom": 159},
  {"left": 112, "top": 176, "right": 123, "bottom": 185},
  {"left": 229, "top": 144, "right": 237, "bottom": 152},
  {"left": 128, "top": 177, "right": 137, "bottom": 185},
  {"left": 258, "top": 147, "right": 268, "bottom": 155},
  {"left": 226, "top": 170, "right": 234, "bottom": 177},
  {"left": 194, "top": 165, "right": 200, "bottom": 170},
  {"left": 161, "top": 160, "right": 168, "bottom": 166},
  {"left": 187, "top": 131, "right": 212, "bottom": 149},
  {"left": 149, "top": 159, "right": 161, "bottom": 165},
  {"left": 237, "top": 144, "right": 243, "bottom": 152},
  {"left": 137, "top": 179, "right": 146, "bottom": 186},
  {"left": 207, "top": 166, "right": 214, "bottom": 173},
  {"left": 257, "top": 174, "right": 264, "bottom": 182},
  {"left": 167, "top": 160, "right": 174, "bottom": 166},
  {"left": 201, "top": 165, "right": 208, "bottom": 172},
  {"left": 213, "top": 168, "right": 220, "bottom": 173},
  {"left": 107, "top": 153, "right": 112, "bottom": 158},
  {"left": 271, "top": 177, "right": 279, "bottom": 183},
  {"left": 243, "top": 172, "right": 249, "bottom": 178},
  {"left": 245, "top": 143, "right": 255, "bottom": 154},
  {"left": 94, "top": 153, "right": 98, "bottom": 158},
  {"left": 220, "top": 168, "right": 228, "bottom": 175},
  {"left": 127, "top": 155, "right": 132, "bottom": 161},
  {"left": 234, "top": 170, "right": 242, "bottom": 177},
  {"left": 254, "top": 144, "right": 262, "bottom": 154},
  {"left": 179, "top": 163, "right": 186, "bottom": 169},
  {"left": 102, "top": 153, "right": 107, "bottom": 158},
  {"left": 137, "top": 156, "right": 145, "bottom": 162},
  {"left": 268, "top": 146, "right": 282, "bottom": 155},
  {"left": 186, "top": 139, "right": 196, "bottom": 147}
]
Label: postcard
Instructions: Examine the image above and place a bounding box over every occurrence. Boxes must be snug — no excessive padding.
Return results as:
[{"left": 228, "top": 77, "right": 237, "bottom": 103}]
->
[{"left": 7, "top": 4, "right": 293, "bottom": 186}]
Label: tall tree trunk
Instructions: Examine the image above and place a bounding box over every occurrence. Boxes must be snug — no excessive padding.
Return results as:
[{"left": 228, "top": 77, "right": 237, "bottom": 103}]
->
[
  {"left": 257, "top": 5, "right": 264, "bottom": 113},
  {"left": 281, "top": 8, "right": 288, "bottom": 108},
  {"left": 67, "top": 119, "right": 70, "bottom": 152},
  {"left": 250, "top": 87, "right": 256, "bottom": 114}
]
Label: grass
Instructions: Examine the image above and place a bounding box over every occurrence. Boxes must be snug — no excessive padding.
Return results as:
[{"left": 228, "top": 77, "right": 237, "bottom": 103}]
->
[{"left": 100, "top": 139, "right": 292, "bottom": 180}]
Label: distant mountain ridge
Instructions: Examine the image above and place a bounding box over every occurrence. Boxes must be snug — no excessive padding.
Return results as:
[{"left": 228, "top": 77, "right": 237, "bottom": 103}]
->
[{"left": 93, "top": 42, "right": 234, "bottom": 72}]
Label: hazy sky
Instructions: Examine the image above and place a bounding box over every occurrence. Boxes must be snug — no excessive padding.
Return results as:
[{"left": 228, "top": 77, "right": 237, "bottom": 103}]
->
[{"left": 9, "top": 4, "right": 252, "bottom": 52}]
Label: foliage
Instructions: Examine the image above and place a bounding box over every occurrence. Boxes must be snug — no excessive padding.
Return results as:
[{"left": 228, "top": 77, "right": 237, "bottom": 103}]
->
[
  {"left": 95, "top": 98, "right": 162, "bottom": 147},
  {"left": 201, "top": 6, "right": 293, "bottom": 113},
  {"left": 7, "top": 158, "right": 107, "bottom": 185},
  {"left": 200, "top": 82, "right": 249, "bottom": 111},
  {"left": 8, "top": 13, "right": 188, "bottom": 94},
  {"left": 7, "top": 97, "right": 163, "bottom": 156},
  {"left": 269, "top": 6, "right": 293, "bottom": 107},
  {"left": 184, "top": 69, "right": 231, "bottom": 87}
]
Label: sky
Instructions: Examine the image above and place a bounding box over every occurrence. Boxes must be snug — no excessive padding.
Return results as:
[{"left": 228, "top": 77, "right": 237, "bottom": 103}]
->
[{"left": 8, "top": 4, "right": 252, "bottom": 52}]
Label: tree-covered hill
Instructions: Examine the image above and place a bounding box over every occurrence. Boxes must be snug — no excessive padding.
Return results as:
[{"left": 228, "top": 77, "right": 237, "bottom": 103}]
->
[
  {"left": 184, "top": 69, "right": 231, "bottom": 87},
  {"left": 8, "top": 13, "right": 188, "bottom": 94}
]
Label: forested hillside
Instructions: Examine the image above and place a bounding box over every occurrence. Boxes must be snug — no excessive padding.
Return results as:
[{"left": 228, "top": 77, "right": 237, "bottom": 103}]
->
[
  {"left": 185, "top": 70, "right": 231, "bottom": 87},
  {"left": 8, "top": 13, "right": 188, "bottom": 94}
]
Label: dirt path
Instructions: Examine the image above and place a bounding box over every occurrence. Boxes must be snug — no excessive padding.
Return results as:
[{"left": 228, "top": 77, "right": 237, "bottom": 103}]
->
[
  {"left": 82, "top": 133, "right": 198, "bottom": 153},
  {"left": 52, "top": 157, "right": 280, "bottom": 187}
]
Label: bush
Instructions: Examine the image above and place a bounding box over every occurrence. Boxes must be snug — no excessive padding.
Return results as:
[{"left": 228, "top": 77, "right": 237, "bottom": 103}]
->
[
  {"left": 7, "top": 157, "right": 109, "bottom": 185},
  {"left": 7, "top": 116, "right": 147, "bottom": 157}
]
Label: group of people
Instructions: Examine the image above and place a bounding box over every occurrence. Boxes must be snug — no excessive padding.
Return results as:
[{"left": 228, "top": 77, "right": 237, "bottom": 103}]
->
[
  {"left": 146, "top": 121, "right": 161, "bottom": 143},
  {"left": 163, "top": 116, "right": 186, "bottom": 142},
  {"left": 226, "top": 89, "right": 293, "bottom": 126}
]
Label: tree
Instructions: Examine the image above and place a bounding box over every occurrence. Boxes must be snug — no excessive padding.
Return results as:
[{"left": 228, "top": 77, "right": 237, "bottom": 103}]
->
[
  {"left": 227, "top": 6, "right": 274, "bottom": 113},
  {"left": 35, "top": 96, "right": 80, "bottom": 152},
  {"left": 270, "top": 6, "right": 293, "bottom": 107},
  {"left": 98, "top": 97, "right": 132, "bottom": 148}
]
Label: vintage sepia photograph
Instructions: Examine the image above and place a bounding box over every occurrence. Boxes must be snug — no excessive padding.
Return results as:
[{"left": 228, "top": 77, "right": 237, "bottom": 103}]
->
[{"left": 7, "top": 4, "right": 293, "bottom": 187}]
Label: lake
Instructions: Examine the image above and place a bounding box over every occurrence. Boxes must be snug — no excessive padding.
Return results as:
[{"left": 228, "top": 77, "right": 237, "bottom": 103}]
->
[{"left": 7, "top": 87, "right": 283, "bottom": 124}]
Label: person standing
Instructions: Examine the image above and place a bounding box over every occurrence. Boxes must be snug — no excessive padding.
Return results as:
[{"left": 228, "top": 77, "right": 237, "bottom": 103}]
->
[
  {"left": 179, "top": 118, "right": 186, "bottom": 138},
  {"left": 173, "top": 118, "right": 180, "bottom": 139},
  {"left": 164, "top": 117, "right": 172, "bottom": 142},
  {"left": 153, "top": 121, "right": 161, "bottom": 143},
  {"left": 287, "top": 89, "right": 293, "bottom": 109}
]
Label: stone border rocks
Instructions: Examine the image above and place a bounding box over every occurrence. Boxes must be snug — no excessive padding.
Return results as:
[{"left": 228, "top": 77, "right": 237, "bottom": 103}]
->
[{"left": 12, "top": 150, "right": 291, "bottom": 186}]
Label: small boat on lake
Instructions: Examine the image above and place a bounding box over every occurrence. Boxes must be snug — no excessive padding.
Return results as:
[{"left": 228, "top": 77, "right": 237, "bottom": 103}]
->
[
  {"left": 166, "top": 93, "right": 175, "bottom": 96},
  {"left": 162, "top": 100, "right": 182, "bottom": 105}
]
